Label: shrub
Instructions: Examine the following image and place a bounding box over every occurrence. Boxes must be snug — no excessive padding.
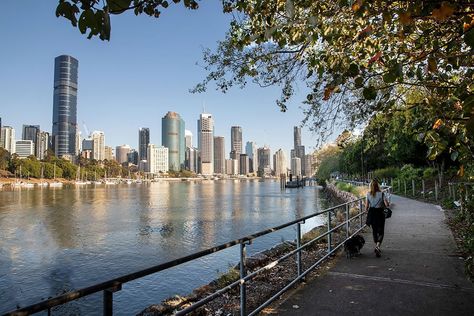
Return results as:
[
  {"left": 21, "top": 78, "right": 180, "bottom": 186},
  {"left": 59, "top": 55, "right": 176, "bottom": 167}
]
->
[
  {"left": 422, "top": 167, "right": 437, "bottom": 179},
  {"left": 373, "top": 167, "right": 400, "bottom": 180},
  {"left": 398, "top": 164, "right": 422, "bottom": 181}
]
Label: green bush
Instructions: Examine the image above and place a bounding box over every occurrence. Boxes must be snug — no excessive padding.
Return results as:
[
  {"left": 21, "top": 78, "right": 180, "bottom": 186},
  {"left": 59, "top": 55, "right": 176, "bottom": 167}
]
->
[
  {"left": 398, "top": 164, "right": 422, "bottom": 181},
  {"left": 373, "top": 167, "right": 400, "bottom": 180},
  {"left": 423, "top": 167, "right": 437, "bottom": 179}
]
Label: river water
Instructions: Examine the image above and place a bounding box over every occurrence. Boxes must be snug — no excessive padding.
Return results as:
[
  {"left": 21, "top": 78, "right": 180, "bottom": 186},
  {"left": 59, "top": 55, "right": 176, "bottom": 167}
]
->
[{"left": 0, "top": 180, "right": 327, "bottom": 315}]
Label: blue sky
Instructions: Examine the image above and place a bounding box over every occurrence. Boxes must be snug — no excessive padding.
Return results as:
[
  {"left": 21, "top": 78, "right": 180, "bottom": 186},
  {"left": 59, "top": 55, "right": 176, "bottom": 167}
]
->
[{"left": 0, "top": 1, "right": 333, "bottom": 157}]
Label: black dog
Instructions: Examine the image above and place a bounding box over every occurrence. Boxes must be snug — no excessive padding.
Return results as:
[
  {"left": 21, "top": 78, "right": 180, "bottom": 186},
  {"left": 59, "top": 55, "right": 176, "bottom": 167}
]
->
[{"left": 344, "top": 235, "right": 365, "bottom": 259}]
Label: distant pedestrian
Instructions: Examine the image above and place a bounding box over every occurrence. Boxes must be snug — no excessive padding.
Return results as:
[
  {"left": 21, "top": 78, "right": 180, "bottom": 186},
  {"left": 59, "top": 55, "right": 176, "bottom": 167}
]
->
[{"left": 365, "top": 179, "right": 389, "bottom": 257}]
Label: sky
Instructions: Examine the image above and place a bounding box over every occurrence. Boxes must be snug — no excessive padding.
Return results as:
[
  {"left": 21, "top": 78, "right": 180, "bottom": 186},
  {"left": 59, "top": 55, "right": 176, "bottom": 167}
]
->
[{"left": 0, "top": 0, "right": 336, "bottom": 158}]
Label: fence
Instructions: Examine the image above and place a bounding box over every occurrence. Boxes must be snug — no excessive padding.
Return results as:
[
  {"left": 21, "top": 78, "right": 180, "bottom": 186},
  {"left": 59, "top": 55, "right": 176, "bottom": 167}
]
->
[
  {"left": 389, "top": 178, "right": 473, "bottom": 203},
  {"left": 5, "top": 189, "right": 380, "bottom": 316}
]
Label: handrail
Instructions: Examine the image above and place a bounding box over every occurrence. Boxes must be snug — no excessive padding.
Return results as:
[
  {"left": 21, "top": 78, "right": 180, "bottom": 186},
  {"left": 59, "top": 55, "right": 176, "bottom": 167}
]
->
[{"left": 5, "top": 185, "right": 377, "bottom": 316}]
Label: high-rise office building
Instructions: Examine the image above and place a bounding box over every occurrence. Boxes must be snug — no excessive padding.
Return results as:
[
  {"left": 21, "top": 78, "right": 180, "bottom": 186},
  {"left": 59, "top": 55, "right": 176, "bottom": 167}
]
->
[
  {"left": 162, "top": 111, "right": 185, "bottom": 171},
  {"left": 138, "top": 128, "right": 150, "bottom": 161},
  {"left": 245, "top": 141, "right": 258, "bottom": 173},
  {"left": 148, "top": 144, "right": 168, "bottom": 174},
  {"left": 22, "top": 125, "right": 40, "bottom": 157},
  {"left": 291, "top": 157, "right": 302, "bottom": 177},
  {"left": 239, "top": 154, "right": 249, "bottom": 175},
  {"left": 231, "top": 126, "right": 242, "bottom": 157},
  {"left": 304, "top": 154, "right": 314, "bottom": 177},
  {"left": 0, "top": 126, "right": 15, "bottom": 153},
  {"left": 293, "top": 126, "right": 306, "bottom": 174},
  {"left": 198, "top": 113, "right": 214, "bottom": 175},
  {"left": 273, "top": 149, "right": 287, "bottom": 177},
  {"left": 258, "top": 146, "right": 271, "bottom": 176},
  {"left": 185, "top": 129, "right": 193, "bottom": 148},
  {"left": 185, "top": 147, "right": 198, "bottom": 172},
  {"left": 213, "top": 136, "right": 226, "bottom": 174},
  {"left": 294, "top": 126, "right": 301, "bottom": 148},
  {"left": 116, "top": 145, "right": 131, "bottom": 164},
  {"left": 127, "top": 149, "right": 139, "bottom": 165},
  {"left": 225, "top": 158, "right": 239, "bottom": 175},
  {"left": 38, "top": 131, "right": 50, "bottom": 160},
  {"left": 0, "top": 117, "right": 2, "bottom": 144},
  {"left": 15, "top": 140, "right": 34, "bottom": 158},
  {"left": 52, "top": 55, "right": 78, "bottom": 157},
  {"left": 91, "top": 131, "right": 105, "bottom": 161},
  {"left": 104, "top": 146, "right": 114, "bottom": 161}
]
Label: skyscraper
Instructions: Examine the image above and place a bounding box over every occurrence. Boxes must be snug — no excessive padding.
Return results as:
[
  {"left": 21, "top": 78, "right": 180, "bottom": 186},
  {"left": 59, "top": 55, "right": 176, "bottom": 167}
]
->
[
  {"left": 148, "top": 144, "right": 168, "bottom": 174},
  {"left": 22, "top": 125, "right": 40, "bottom": 157},
  {"left": 38, "top": 131, "right": 50, "bottom": 160},
  {"left": 185, "top": 129, "right": 193, "bottom": 148},
  {"left": 293, "top": 126, "right": 305, "bottom": 174},
  {"left": 0, "top": 126, "right": 15, "bottom": 153},
  {"left": 273, "top": 149, "right": 287, "bottom": 177},
  {"left": 91, "top": 131, "right": 105, "bottom": 161},
  {"left": 258, "top": 146, "right": 271, "bottom": 176},
  {"left": 162, "top": 111, "right": 185, "bottom": 171},
  {"left": 198, "top": 113, "right": 214, "bottom": 175},
  {"left": 231, "top": 126, "right": 242, "bottom": 157},
  {"left": 213, "top": 136, "right": 225, "bottom": 174},
  {"left": 291, "top": 157, "right": 302, "bottom": 177},
  {"left": 239, "top": 154, "right": 249, "bottom": 175},
  {"left": 116, "top": 145, "right": 131, "bottom": 164},
  {"left": 138, "top": 128, "right": 150, "bottom": 161},
  {"left": 294, "top": 126, "right": 301, "bottom": 148},
  {"left": 245, "top": 141, "right": 258, "bottom": 173},
  {"left": 52, "top": 55, "right": 78, "bottom": 157}
]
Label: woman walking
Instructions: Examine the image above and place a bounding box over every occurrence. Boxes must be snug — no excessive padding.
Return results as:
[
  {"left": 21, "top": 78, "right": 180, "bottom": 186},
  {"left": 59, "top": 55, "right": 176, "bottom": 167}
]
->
[{"left": 365, "top": 179, "right": 389, "bottom": 257}]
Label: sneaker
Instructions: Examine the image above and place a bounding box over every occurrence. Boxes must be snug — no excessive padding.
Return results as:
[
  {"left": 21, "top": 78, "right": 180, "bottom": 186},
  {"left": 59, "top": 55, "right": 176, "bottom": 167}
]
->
[{"left": 375, "top": 247, "right": 381, "bottom": 257}]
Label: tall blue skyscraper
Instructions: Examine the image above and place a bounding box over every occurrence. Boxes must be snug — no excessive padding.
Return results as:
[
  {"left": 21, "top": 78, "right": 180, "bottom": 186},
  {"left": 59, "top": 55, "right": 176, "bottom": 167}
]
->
[
  {"left": 52, "top": 55, "right": 78, "bottom": 157},
  {"left": 139, "top": 127, "right": 150, "bottom": 161},
  {"left": 162, "top": 111, "right": 185, "bottom": 171}
]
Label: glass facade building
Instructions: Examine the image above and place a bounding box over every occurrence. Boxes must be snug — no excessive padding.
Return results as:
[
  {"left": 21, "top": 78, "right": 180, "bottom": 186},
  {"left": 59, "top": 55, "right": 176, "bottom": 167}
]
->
[
  {"left": 52, "top": 55, "right": 78, "bottom": 157},
  {"left": 162, "top": 112, "right": 185, "bottom": 171},
  {"left": 139, "top": 128, "right": 150, "bottom": 161}
]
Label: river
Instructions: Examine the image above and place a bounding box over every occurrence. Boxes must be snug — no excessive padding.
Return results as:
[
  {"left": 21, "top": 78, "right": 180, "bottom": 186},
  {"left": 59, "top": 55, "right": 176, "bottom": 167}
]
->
[{"left": 0, "top": 179, "right": 327, "bottom": 315}]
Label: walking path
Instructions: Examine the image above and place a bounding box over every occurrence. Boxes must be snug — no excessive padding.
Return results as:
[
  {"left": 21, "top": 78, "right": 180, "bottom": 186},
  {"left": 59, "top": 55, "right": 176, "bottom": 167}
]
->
[{"left": 276, "top": 195, "right": 474, "bottom": 315}]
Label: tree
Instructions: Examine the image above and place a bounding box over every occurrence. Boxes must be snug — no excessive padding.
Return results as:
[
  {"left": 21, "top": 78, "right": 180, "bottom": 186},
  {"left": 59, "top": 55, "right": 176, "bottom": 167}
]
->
[
  {"left": 0, "top": 148, "right": 11, "bottom": 170},
  {"left": 55, "top": 0, "right": 473, "bottom": 174}
]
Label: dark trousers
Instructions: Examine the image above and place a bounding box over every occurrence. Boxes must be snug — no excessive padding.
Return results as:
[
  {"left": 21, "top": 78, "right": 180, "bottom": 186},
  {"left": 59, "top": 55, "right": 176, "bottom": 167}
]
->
[{"left": 367, "top": 207, "right": 385, "bottom": 243}]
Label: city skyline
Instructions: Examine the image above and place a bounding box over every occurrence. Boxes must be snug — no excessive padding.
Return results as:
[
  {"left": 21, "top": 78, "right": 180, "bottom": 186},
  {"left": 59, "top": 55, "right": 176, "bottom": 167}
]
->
[{"left": 0, "top": 1, "right": 327, "bottom": 159}]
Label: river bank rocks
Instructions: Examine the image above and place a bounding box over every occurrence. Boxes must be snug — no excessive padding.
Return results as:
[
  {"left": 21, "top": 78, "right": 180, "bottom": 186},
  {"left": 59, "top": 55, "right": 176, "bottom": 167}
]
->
[{"left": 324, "top": 183, "right": 358, "bottom": 204}]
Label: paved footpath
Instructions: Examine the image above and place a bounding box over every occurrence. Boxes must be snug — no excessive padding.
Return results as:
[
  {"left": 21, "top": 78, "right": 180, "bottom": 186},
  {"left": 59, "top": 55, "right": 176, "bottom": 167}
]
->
[{"left": 277, "top": 195, "right": 474, "bottom": 315}]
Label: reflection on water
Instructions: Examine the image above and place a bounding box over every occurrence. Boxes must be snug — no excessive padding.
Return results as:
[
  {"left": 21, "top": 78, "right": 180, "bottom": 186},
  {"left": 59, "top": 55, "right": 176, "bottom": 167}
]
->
[{"left": 0, "top": 180, "right": 326, "bottom": 314}]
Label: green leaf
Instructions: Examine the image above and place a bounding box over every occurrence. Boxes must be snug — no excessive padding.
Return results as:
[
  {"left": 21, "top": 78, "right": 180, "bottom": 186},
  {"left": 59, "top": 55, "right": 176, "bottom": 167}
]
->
[
  {"left": 347, "top": 63, "right": 359, "bottom": 77},
  {"left": 354, "top": 76, "right": 364, "bottom": 88},
  {"left": 464, "top": 28, "right": 474, "bottom": 50},
  {"left": 363, "top": 86, "right": 377, "bottom": 100},
  {"left": 78, "top": 9, "right": 95, "bottom": 35},
  {"left": 450, "top": 151, "right": 459, "bottom": 161},
  {"left": 107, "top": 0, "right": 132, "bottom": 13}
]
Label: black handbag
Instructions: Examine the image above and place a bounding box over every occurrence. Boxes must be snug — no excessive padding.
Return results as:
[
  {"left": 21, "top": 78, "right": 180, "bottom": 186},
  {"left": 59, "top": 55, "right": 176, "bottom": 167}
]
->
[{"left": 384, "top": 207, "right": 392, "bottom": 218}]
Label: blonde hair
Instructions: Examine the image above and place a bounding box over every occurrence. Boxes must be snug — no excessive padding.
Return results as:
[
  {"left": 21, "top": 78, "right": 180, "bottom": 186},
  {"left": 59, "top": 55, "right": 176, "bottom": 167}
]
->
[{"left": 370, "top": 179, "right": 380, "bottom": 197}]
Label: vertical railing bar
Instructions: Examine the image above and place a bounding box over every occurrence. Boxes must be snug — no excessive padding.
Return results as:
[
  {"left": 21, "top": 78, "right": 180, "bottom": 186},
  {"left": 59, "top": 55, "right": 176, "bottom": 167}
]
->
[
  {"left": 48, "top": 307, "right": 51, "bottom": 316},
  {"left": 296, "top": 222, "right": 302, "bottom": 278},
  {"left": 103, "top": 289, "right": 113, "bottom": 316},
  {"left": 359, "top": 199, "right": 363, "bottom": 229},
  {"left": 327, "top": 210, "right": 332, "bottom": 254},
  {"left": 240, "top": 242, "right": 247, "bottom": 316},
  {"left": 345, "top": 203, "right": 350, "bottom": 239}
]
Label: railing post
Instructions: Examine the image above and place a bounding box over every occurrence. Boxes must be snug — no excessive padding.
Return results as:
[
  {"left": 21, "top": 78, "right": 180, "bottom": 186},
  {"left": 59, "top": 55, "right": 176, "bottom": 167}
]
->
[
  {"left": 359, "top": 199, "right": 363, "bottom": 228},
  {"left": 327, "top": 211, "right": 332, "bottom": 254},
  {"left": 398, "top": 179, "right": 400, "bottom": 193},
  {"left": 345, "top": 204, "right": 350, "bottom": 239},
  {"left": 412, "top": 179, "right": 415, "bottom": 196},
  {"left": 296, "top": 222, "right": 302, "bottom": 278},
  {"left": 422, "top": 180, "right": 425, "bottom": 198},
  {"left": 435, "top": 180, "right": 439, "bottom": 201},
  {"left": 103, "top": 284, "right": 121, "bottom": 316},
  {"left": 240, "top": 242, "right": 247, "bottom": 316},
  {"left": 404, "top": 180, "right": 407, "bottom": 195}
]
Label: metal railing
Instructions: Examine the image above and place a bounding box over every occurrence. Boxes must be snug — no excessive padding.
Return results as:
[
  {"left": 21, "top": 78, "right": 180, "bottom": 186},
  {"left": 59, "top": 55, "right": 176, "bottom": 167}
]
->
[{"left": 5, "top": 188, "right": 380, "bottom": 316}]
